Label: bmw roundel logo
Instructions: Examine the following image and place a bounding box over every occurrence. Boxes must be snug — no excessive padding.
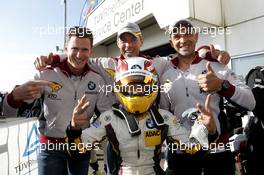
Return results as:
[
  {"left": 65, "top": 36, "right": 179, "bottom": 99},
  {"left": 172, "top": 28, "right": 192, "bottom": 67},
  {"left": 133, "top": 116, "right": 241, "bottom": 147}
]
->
[
  {"left": 104, "top": 115, "right": 111, "bottom": 122},
  {"left": 88, "top": 81, "right": 96, "bottom": 90},
  {"left": 146, "top": 118, "right": 155, "bottom": 129}
]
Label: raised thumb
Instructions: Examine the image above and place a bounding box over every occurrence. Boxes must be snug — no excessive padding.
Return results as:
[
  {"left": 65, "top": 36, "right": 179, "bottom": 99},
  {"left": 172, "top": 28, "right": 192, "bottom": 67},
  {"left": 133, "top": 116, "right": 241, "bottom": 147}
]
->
[{"left": 206, "top": 62, "right": 214, "bottom": 73}]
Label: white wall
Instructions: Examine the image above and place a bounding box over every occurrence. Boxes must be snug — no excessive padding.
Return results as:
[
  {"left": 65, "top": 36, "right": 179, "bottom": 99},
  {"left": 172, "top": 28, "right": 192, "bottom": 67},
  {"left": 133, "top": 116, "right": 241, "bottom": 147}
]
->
[
  {"left": 197, "top": 32, "right": 225, "bottom": 50},
  {"left": 222, "top": 0, "right": 264, "bottom": 56},
  {"left": 152, "top": 0, "right": 191, "bottom": 28},
  {"left": 226, "top": 17, "right": 264, "bottom": 56},
  {"left": 223, "top": 0, "right": 264, "bottom": 26},
  {"left": 193, "top": 0, "right": 222, "bottom": 26}
]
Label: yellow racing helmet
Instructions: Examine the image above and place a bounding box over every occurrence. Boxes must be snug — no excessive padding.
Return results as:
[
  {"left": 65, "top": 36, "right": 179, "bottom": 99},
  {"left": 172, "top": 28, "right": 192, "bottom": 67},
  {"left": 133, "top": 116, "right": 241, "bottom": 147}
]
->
[{"left": 114, "top": 57, "right": 158, "bottom": 114}]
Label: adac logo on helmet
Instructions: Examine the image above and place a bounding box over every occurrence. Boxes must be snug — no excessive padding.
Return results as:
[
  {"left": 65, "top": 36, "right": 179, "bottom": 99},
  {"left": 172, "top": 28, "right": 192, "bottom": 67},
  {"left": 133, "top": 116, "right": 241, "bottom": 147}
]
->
[{"left": 88, "top": 81, "right": 96, "bottom": 90}]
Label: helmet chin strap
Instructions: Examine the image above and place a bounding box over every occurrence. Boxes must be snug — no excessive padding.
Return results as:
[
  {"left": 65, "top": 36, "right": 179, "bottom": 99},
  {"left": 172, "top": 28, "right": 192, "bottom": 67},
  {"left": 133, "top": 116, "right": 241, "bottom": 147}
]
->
[
  {"left": 135, "top": 112, "right": 148, "bottom": 121},
  {"left": 149, "top": 105, "right": 166, "bottom": 129},
  {"left": 112, "top": 103, "right": 166, "bottom": 137},
  {"left": 112, "top": 103, "right": 141, "bottom": 137}
]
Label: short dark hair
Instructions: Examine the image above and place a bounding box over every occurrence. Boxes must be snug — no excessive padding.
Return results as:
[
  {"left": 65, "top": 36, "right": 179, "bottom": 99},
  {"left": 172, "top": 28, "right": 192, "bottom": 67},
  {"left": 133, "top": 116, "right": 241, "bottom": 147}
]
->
[
  {"left": 66, "top": 26, "right": 93, "bottom": 46},
  {"left": 169, "top": 19, "right": 195, "bottom": 36}
]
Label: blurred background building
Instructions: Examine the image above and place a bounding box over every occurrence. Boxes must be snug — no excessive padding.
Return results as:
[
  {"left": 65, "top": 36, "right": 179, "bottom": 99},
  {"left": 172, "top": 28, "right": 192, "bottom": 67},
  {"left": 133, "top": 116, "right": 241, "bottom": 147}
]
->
[{"left": 81, "top": 0, "right": 264, "bottom": 78}]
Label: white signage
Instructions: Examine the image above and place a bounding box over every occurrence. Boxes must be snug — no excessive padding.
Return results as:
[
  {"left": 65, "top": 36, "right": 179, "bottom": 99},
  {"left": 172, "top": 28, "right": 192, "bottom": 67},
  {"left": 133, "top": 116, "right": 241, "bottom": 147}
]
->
[
  {"left": 0, "top": 118, "right": 39, "bottom": 175},
  {"left": 87, "top": 0, "right": 151, "bottom": 45},
  {"left": 86, "top": 0, "right": 192, "bottom": 45}
]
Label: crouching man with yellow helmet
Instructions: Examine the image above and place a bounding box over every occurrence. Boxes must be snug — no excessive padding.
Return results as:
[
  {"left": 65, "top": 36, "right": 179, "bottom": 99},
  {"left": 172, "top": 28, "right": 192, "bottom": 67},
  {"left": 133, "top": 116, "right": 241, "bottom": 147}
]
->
[{"left": 66, "top": 57, "right": 217, "bottom": 175}]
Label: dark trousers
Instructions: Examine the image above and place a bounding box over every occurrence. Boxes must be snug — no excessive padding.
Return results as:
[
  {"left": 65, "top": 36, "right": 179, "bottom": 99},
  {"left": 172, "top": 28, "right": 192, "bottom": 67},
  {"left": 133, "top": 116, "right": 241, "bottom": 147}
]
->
[
  {"left": 246, "top": 118, "right": 264, "bottom": 175},
  {"left": 166, "top": 151, "right": 203, "bottom": 175},
  {"left": 37, "top": 143, "right": 90, "bottom": 175},
  {"left": 203, "top": 151, "right": 235, "bottom": 175},
  {"left": 166, "top": 151, "right": 235, "bottom": 175}
]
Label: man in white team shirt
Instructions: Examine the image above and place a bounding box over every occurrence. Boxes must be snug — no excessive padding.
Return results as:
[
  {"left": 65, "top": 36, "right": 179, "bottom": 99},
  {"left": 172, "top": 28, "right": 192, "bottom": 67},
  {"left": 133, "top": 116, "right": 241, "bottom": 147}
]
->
[{"left": 160, "top": 19, "right": 256, "bottom": 175}]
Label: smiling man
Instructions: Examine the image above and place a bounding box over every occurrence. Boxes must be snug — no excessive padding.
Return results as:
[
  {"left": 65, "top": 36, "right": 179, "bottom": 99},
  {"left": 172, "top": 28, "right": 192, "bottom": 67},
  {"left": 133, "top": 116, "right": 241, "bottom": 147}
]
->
[
  {"left": 3, "top": 26, "right": 113, "bottom": 175},
  {"left": 160, "top": 19, "right": 255, "bottom": 175},
  {"left": 116, "top": 22, "right": 143, "bottom": 57},
  {"left": 66, "top": 28, "right": 93, "bottom": 75}
]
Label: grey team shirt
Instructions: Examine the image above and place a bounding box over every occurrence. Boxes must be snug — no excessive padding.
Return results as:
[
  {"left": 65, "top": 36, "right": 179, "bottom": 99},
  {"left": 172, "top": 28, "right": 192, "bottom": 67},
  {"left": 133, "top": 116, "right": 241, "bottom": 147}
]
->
[{"left": 4, "top": 67, "right": 114, "bottom": 138}]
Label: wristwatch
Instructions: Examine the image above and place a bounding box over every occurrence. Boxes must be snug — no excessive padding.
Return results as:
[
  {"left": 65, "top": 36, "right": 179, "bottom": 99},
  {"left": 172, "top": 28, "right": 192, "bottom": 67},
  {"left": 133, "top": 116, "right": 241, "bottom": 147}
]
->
[{"left": 220, "top": 80, "right": 231, "bottom": 92}]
